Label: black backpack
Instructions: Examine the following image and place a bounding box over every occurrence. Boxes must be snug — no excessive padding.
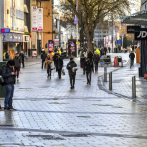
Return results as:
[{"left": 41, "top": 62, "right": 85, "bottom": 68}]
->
[{"left": 0, "top": 65, "right": 7, "bottom": 86}]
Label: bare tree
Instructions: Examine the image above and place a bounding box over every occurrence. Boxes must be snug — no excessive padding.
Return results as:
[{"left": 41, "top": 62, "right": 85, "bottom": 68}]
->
[{"left": 60, "top": 0, "right": 132, "bottom": 52}]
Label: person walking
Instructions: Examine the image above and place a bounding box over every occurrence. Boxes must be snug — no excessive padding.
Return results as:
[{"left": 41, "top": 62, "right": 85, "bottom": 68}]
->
[
  {"left": 87, "top": 51, "right": 93, "bottom": 61},
  {"left": 19, "top": 51, "right": 26, "bottom": 68},
  {"left": 93, "top": 52, "right": 100, "bottom": 73},
  {"left": 14, "top": 53, "right": 21, "bottom": 81},
  {"left": 55, "top": 53, "right": 63, "bottom": 79},
  {"left": 67, "top": 57, "right": 77, "bottom": 89},
  {"left": 129, "top": 51, "right": 135, "bottom": 66},
  {"left": 1, "top": 60, "right": 16, "bottom": 110},
  {"left": 85, "top": 57, "right": 94, "bottom": 85},
  {"left": 41, "top": 49, "right": 47, "bottom": 69},
  {"left": 80, "top": 54, "right": 86, "bottom": 75},
  {"left": 45, "top": 54, "right": 52, "bottom": 79}
]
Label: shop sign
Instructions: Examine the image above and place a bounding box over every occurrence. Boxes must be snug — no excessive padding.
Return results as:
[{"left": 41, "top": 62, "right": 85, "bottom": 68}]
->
[
  {"left": 48, "top": 40, "right": 54, "bottom": 52},
  {"left": 127, "top": 26, "right": 140, "bottom": 34},
  {"left": 3, "top": 33, "right": 23, "bottom": 42},
  {"left": 23, "top": 35, "right": 29, "bottom": 42},
  {"left": 135, "top": 31, "right": 147, "bottom": 40},
  {"left": 1, "top": 28, "right": 10, "bottom": 33},
  {"left": 32, "top": 6, "right": 38, "bottom": 31}
]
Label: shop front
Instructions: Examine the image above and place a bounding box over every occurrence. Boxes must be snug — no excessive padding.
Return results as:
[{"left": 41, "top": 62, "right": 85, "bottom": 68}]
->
[
  {"left": 3, "top": 33, "right": 23, "bottom": 54},
  {"left": 121, "top": 10, "right": 147, "bottom": 77}
]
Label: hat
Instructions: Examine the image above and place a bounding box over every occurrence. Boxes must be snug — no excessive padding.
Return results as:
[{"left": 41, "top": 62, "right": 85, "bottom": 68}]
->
[{"left": 69, "top": 55, "right": 75, "bottom": 60}]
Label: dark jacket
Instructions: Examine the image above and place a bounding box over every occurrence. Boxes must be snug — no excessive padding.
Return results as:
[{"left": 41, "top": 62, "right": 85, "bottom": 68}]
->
[
  {"left": 19, "top": 53, "right": 24, "bottom": 61},
  {"left": 85, "top": 60, "right": 93, "bottom": 72},
  {"left": 14, "top": 57, "right": 21, "bottom": 67},
  {"left": 41, "top": 53, "right": 47, "bottom": 61},
  {"left": 80, "top": 57, "right": 86, "bottom": 67},
  {"left": 56, "top": 57, "right": 63, "bottom": 70},
  {"left": 129, "top": 53, "right": 135, "bottom": 60},
  {"left": 87, "top": 52, "right": 93, "bottom": 61},
  {"left": 67, "top": 61, "right": 77, "bottom": 75},
  {"left": 1, "top": 65, "right": 16, "bottom": 85},
  {"left": 93, "top": 54, "right": 100, "bottom": 63}
]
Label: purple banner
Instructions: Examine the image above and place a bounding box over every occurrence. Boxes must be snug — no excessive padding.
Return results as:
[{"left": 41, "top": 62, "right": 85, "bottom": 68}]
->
[{"left": 74, "top": 0, "right": 78, "bottom": 24}]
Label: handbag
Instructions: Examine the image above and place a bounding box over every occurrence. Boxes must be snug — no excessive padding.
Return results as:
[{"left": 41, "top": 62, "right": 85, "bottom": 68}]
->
[
  {"left": 62, "top": 68, "right": 65, "bottom": 75},
  {"left": 144, "top": 73, "right": 147, "bottom": 79}
]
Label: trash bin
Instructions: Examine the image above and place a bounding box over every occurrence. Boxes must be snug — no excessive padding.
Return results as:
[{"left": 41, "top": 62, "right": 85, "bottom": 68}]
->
[{"left": 0, "top": 61, "right": 7, "bottom": 98}]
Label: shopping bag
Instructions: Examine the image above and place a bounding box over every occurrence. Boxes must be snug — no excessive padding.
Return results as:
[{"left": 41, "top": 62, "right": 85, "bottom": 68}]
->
[{"left": 62, "top": 68, "right": 65, "bottom": 75}]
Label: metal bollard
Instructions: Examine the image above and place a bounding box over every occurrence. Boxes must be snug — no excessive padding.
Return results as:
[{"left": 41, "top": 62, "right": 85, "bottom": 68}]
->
[
  {"left": 132, "top": 76, "right": 136, "bottom": 98},
  {"left": 109, "top": 72, "right": 112, "bottom": 90},
  {"left": 121, "top": 61, "right": 123, "bottom": 67},
  {"left": 104, "top": 65, "right": 107, "bottom": 82}
]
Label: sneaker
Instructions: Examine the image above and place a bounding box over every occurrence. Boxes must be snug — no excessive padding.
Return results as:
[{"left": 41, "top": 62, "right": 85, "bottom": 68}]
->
[
  {"left": 4, "top": 107, "right": 8, "bottom": 110},
  {"left": 7, "top": 107, "right": 16, "bottom": 111},
  {"left": 17, "top": 78, "right": 19, "bottom": 81}
]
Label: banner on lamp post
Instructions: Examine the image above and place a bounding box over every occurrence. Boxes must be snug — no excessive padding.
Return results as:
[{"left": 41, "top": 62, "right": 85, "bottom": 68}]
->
[
  {"left": 74, "top": 0, "right": 78, "bottom": 24},
  {"left": 38, "top": 8, "right": 43, "bottom": 32},
  {"left": 32, "top": 6, "right": 38, "bottom": 31}
]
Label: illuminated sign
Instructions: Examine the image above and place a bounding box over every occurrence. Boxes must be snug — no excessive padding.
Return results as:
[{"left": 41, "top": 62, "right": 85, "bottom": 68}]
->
[{"left": 1, "top": 28, "right": 10, "bottom": 33}]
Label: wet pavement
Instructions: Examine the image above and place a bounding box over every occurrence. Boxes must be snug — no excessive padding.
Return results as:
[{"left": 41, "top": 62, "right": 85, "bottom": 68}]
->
[{"left": 0, "top": 53, "right": 147, "bottom": 147}]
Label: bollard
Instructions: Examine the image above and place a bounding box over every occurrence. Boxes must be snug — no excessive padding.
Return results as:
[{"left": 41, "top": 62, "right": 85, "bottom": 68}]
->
[
  {"left": 132, "top": 76, "right": 136, "bottom": 98},
  {"left": 109, "top": 72, "right": 112, "bottom": 90},
  {"left": 121, "top": 61, "right": 123, "bottom": 67},
  {"left": 104, "top": 65, "right": 107, "bottom": 82}
]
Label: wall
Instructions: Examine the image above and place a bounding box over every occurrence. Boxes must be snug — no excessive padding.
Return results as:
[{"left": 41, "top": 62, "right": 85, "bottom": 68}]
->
[{"left": 42, "top": 0, "right": 53, "bottom": 52}]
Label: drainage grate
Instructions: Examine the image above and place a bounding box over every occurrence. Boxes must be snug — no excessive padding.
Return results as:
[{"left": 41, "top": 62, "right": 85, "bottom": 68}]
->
[
  {"left": 19, "top": 88, "right": 32, "bottom": 89},
  {"left": 77, "top": 116, "right": 91, "bottom": 118},
  {"left": 112, "top": 79, "right": 123, "bottom": 83},
  {"left": 0, "top": 124, "right": 13, "bottom": 127},
  {"left": 61, "top": 134, "right": 90, "bottom": 137},
  {"left": 27, "top": 135, "right": 65, "bottom": 140},
  {"left": 49, "top": 102, "right": 69, "bottom": 104},
  {"left": 83, "top": 100, "right": 102, "bottom": 101},
  {"left": 92, "top": 104, "right": 113, "bottom": 106}
]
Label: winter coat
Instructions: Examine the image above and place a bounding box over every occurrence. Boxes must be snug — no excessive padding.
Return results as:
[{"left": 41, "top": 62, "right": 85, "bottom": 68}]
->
[
  {"left": 67, "top": 61, "right": 77, "bottom": 76},
  {"left": 80, "top": 57, "right": 86, "bottom": 67},
  {"left": 93, "top": 54, "right": 100, "bottom": 63},
  {"left": 85, "top": 60, "right": 94, "bottom": 72},
  {"left": 1, "top": 65, "right": 16, "bottom": 85},
  {"left": 129, "top": 53, "right": 135, "bottom": 60},
  {"left": 14, "top": 57, "right": 21, "bottom": 67},
  {"left": 45, "top": 57, "right": 52, "bottom": 70},
  {"left": 56, "top": 57, "right": 63, "bottom": 70},
  {"left": 87, "top": 52, "right": 93, "bottom": 61}
]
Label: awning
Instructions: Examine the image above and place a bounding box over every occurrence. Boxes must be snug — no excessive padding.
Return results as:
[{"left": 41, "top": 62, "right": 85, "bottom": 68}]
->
[
  {"left": 24, "top": 4, "right": 29, "bottom": 13},
  {"left": 121, "top": 9, "right": 147, "bottom": 25}
]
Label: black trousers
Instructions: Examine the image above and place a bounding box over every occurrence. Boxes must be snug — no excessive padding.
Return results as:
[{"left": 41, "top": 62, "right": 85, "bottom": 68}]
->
[
  {"left": 86, "top": 71, "right": 92, "bottom": 84},
  {"left": 70, "top": 74, "right": 75, "bottom": 87},
  {"left": 57, "top": 68, "right": 62, "bottom": 78},
  {"left": 47, "top": 65, "right": 51, "bottom": 77},
  {"left": 42, "top": 60, "right": 45, "bottom": 69}
]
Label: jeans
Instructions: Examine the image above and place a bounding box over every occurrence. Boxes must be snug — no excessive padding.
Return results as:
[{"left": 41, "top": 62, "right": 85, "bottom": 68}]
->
[
  {"left": 86, "top": 71, "right": 92, "bottom": 84},
  {"left": 47, "top": 66, "right": 51, "bottom": 77},
  {"left": 4, "top": 84, "right": 14, "bottom": 108},
  {"left": 70, "top": 74, "right": 75, "bottom": 87},
  {"left": 14, "top": 67, "right": 20, "bottom": 78},
  {"left": 58, "top": 68, "right": 62, "bottom": 78},
  {"left": 94, "top": 62, "right": 98, "bottom": 72}
]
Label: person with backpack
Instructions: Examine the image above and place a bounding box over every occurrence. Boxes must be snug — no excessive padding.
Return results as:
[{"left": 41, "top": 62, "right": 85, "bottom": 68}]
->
[
  {"left": 1, "top": 60, "right": 16, "bottom": 110},
  {"left": 14, "top": 53, "right": 21, "bottom": 81},
  {"left": 93, "top": 52, "right": 100, "bottom": 73},
  {"left": 67, "top": 56, "right": 77, "bottom": 89},
  {"left": 85, "top": 56, "right": 94, "bottom": 85}
]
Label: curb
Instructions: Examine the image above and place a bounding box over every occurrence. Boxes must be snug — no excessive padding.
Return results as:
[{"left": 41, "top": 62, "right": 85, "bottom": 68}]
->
[{"left": 98, "top": 61, "right": 147, "bottom": 108}]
